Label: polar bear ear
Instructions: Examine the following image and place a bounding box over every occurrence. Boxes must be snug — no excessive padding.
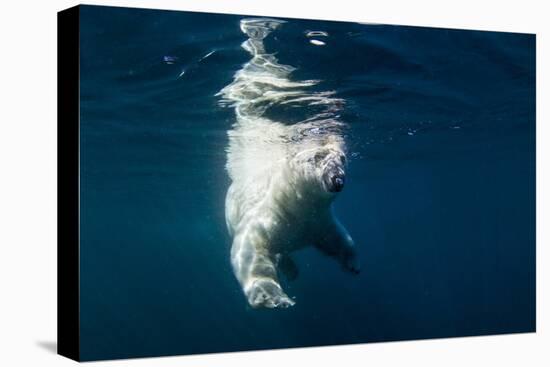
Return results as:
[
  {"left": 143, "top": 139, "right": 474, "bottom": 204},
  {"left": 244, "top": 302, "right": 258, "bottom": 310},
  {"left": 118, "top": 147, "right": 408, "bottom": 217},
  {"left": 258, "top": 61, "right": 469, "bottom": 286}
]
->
[{"left": 340, "top": 154, "right": 347, "bottom": 165}]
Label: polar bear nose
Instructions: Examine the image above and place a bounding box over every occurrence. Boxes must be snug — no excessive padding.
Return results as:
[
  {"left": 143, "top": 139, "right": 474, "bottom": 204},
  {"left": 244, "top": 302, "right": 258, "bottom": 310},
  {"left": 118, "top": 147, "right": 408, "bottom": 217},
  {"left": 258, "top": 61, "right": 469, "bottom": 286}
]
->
[{"left": 328, "top": 173, "right": 345, "bottom": 192}]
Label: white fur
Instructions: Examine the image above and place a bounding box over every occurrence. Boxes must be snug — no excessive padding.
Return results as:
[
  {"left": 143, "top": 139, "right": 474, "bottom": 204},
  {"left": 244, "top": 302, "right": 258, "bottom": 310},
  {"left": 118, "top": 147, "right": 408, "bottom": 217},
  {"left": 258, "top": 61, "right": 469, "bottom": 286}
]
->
[{"left": 218, "top": 19, "right": 359, "bottom": 309}]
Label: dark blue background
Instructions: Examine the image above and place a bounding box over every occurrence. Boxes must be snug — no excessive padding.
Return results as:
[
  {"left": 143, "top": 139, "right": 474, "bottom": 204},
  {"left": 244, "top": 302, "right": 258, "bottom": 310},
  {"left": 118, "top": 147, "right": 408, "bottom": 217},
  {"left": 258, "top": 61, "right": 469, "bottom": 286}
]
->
[{"left": 78, "top": 5, "right": 535, "bottom": 361}]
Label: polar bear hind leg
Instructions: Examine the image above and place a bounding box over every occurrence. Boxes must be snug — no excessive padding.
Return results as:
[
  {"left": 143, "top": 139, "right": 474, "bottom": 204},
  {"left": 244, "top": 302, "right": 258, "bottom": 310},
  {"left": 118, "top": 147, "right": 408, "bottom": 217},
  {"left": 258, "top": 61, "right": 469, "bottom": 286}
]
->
[{"left": 275, "top": 253, "right": 299, "bottom": 281}]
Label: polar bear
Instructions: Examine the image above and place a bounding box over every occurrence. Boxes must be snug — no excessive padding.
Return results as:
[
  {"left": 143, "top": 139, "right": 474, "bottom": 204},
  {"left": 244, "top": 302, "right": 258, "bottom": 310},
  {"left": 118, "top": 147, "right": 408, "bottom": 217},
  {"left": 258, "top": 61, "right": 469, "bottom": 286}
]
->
[{"left": 218, "top": 19, "right": 360, "bottom": 308}]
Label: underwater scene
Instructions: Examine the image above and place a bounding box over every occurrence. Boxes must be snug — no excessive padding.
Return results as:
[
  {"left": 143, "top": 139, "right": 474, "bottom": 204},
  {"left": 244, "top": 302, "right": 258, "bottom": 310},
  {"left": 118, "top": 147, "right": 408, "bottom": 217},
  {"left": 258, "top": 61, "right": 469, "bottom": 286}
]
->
[{"left": 78, "top": 5, "right": 535, "bottom": 361}]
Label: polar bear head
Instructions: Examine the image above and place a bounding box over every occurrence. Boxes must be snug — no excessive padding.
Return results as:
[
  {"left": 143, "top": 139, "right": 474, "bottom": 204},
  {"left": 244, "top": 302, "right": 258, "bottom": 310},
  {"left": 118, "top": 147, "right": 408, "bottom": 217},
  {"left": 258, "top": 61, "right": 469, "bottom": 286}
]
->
[
  {"left": 317, "top": 147, "right": 347, "bottom": 193},
  {"left": 290, "top": 138, "right": 347, "bottom": 198}
]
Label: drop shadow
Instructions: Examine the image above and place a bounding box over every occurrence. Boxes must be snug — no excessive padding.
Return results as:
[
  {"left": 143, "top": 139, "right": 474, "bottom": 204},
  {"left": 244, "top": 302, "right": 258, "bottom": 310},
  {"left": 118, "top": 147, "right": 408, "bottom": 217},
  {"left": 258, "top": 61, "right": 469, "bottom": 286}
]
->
[{"left": 36, "top": 340, "right": 57, "bottom": 354}]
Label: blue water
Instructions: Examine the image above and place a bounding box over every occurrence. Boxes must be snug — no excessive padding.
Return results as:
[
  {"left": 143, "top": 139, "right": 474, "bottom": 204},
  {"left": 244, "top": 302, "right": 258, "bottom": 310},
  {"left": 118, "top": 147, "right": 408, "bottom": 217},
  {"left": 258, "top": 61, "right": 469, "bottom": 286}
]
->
[{"left": 78, "top": 5, "right": 535, "bottom": 361}]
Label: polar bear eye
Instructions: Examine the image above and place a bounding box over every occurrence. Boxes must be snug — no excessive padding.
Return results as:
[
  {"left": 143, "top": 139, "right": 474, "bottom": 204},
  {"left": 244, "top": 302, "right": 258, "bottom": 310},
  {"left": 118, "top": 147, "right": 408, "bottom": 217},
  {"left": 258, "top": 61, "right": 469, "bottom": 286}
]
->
[
  {"left": 314, "top": 152, "right": 326, "bottom": 164},
  {"left": 340, "top": 155, "right": 346, "bottom": 164}
]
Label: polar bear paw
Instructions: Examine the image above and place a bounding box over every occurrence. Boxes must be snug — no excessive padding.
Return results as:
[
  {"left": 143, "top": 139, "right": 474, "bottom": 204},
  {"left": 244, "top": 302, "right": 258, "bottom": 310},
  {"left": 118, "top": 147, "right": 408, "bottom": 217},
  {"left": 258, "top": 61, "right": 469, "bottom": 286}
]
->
[
  {"left": 247, "top": 278, "right": 295, "bottom": 309},
  {"left": 343, "top": 252, "right": 361, "bottom": 275}
]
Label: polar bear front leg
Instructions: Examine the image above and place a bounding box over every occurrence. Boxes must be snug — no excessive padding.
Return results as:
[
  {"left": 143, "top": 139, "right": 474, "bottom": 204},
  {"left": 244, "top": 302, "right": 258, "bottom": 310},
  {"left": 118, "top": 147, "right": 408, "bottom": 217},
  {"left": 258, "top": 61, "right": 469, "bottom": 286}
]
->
[
  {"left": 231, "top": 225, "right": 295, "bottom": 308},
  {"left": 315, "top": 218, "right": 361, "bottom": 275}
]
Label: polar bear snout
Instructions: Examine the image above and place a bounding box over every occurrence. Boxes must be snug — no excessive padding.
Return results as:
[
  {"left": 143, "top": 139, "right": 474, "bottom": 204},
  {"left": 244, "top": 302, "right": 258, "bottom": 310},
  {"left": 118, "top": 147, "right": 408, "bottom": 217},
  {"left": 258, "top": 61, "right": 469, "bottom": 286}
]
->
[
  {"left": 324, "top": 168, "right": 346, "bottom": 193},
  {"left": 330, "top": 174, "right": 345, "bottom": 192},
  {"left": 327, "top": 172, "right": 345, "bottom": 192}
]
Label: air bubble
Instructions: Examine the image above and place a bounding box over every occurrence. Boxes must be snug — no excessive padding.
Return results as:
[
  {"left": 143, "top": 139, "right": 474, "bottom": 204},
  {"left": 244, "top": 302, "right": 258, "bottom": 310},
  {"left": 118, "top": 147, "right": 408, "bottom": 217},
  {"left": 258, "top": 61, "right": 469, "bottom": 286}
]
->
[
  {"left": 306, "top": 31, "right": 329, "bottom": 37},
  {"left": 310, "top": 39, "right": 326, "bottom": 46}
]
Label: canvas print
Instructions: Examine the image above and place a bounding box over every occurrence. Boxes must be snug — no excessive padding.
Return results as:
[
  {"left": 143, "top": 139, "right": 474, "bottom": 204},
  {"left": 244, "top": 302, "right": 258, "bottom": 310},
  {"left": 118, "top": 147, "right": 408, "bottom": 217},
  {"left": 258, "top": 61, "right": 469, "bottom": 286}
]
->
[{"left": 58, "top": 4, "right": 535, "bottom": 361}]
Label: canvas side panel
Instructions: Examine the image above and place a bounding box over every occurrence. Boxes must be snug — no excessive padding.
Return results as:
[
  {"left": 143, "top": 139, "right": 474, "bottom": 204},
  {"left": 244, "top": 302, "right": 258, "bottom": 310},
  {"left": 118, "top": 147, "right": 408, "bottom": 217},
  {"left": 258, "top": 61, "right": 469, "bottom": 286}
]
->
[{"left": 57, "top": 5, "right": 80, "bottom": 362}]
